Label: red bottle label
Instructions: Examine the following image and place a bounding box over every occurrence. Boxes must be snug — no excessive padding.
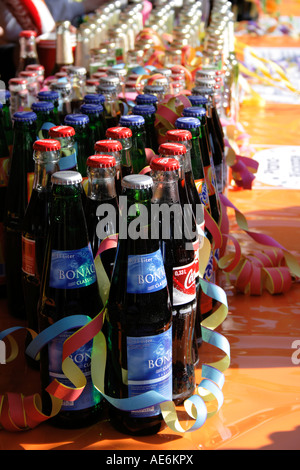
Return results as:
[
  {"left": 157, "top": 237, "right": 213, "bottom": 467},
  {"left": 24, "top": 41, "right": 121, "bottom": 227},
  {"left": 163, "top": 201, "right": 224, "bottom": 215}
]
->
[
  {"left": 172, "top": 260, "right": 196, "bottom": 306},
  {"left": 22, "top": 236, "right": 36, "bottom": 276}
]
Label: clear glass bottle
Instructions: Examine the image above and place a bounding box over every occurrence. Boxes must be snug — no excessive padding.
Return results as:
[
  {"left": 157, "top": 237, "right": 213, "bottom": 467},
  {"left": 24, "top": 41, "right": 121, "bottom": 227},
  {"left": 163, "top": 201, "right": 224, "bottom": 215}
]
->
[
  {"left": 105, "top": 126, "right": 133, "bottom": 178},
  {"left": 16, "top": 30, "right": 39, "bottom": 76},
  {"left": 48, "top": 125, "right": 78, "bottom": 171},
  {"left": 94, "top": 139, "right": 122, "bottom": 197}
]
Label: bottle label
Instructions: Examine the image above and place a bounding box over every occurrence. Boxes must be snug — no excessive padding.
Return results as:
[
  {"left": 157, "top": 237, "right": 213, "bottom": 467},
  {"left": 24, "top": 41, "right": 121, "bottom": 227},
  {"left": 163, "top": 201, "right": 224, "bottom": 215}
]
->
[
  {"left": 0, "top": 157, "right": 10, "bottom": 188},
  {"left": 48, "top": 330, "right": 102, "bottom": 411},
  {"left": 172, "top": 260, "right": 196, "bottom": 306},
  {"left": 22, "top": 236, "right": 36, "bottom": 276},
  {"left": 194, "top": 178, "right": 209, "bottom": 209},
  {"left": 127, "top": 327, "right": 172, "bottom": 417},
  {"left": 127, "top": 249, "right": 167, "bottom": 294},
  {"left": 193, "top": 238, "right": 200, "bottom": 279},
  {"left": 49, "top": 245, "right": 97, "bottom": 290}
]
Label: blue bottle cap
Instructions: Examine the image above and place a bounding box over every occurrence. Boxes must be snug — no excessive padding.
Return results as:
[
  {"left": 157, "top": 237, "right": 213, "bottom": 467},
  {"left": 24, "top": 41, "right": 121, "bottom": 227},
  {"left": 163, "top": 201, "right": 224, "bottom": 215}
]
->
[
  {"left": 64, "top": 113, "right": 90, "bottom": 126},
  {"left": 175, "top": 116, "right": 200, "bottom": 129},
  {"left": 182, "top": 106, "right": 206, "bottom": 118},
  {"left": 80, "top": 103, "right": 104, "bottom": 114},
  {"left": 188, "top": 95, "right": 208, "bottom": 106},
  {"left": 37, "top": 90, "right": 59, "bottom": 102},
  {"left": 119, "top": 114, "right": 145, "bottom": 127},
  {"left": 12, "top": 111, "right": 37, "bottom": 122},
  {"left": 135, "top": 93, "right": 158, "bottom": 105},
  {"left": 31, "top": 101, "right": 54, "bottom": 112},
  {"left": 132, "top": 104, "right": 156, "bottom": 116},
  {"left": 84, "top": 93, "right": 105, "bottom": 105}
]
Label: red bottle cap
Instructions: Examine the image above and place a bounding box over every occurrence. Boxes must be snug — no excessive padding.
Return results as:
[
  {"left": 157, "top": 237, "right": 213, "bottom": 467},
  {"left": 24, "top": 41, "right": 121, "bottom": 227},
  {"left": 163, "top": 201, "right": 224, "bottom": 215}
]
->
[
  {"left": 9, "top": 78, "right": 27, "bottom": 85},
  {"left": 19, "top": 30, "right": 37, "bottom": 38},
  {"left": 33, "top": 139, "right": 61, "bottom": 151},
  {"left": 94, "top": 139, "right": 122, "bottom": 152},
  {"left": 159, "top": 142, "right": 187, "bottom": 155},
  {"left": 86, "top": 79, "right": 99, "bottom": 86},
  {"left": 86, "top": 155, "right": 116, "bottom": 168},
  {"left": 106, "top": 127, "right": 132, "bottom": 139},
  {"left": 26, "top": 64, "right": 45, "bottom": 72},
  {"left": 150, "top": 157, "right": 180, "bottom": 172},
  {"left": 20, "top": 71, "right": 38, "bottom": 78},
  {"left": 49, "top": 126, "right": 75, "bottom": 138},
  {"left": 166, "top": 129, "right": 192, "bottom": 142}
]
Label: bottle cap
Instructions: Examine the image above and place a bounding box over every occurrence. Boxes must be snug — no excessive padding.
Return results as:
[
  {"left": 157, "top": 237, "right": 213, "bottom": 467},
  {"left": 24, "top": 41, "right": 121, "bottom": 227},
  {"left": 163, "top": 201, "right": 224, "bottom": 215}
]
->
[
  {"left": 67, "top": 66, "right": 87, "bottom": 76},
  {"left": 108, "top": 67, "right": 127, "bottom": 78},
  {"left": 99, "top": 76, "right": 120, "bottom": 86},
  {"left": 135, "top": 93, "right": 158, "bottom": 105},
  {"left": 96, "top": 84, "right": 117, "bottom": 94},
  {"left": 122, "top": 174, "right": 153, "bottom": 190},
  {"left": 64, "top": 113, "right": 89, "bottom": 126},
  {"left": 19, "top": 30, "right": 37, "bottom": 38},
  {"left": 20, "top": 71, "right": 38, "bottom": 79},
  {"left": 106, "top": 127, "right": 132, "bottom": 139},
  {"left": 31, "top": 101, "right": 54, "bottom": 112},
  {"left": 87, "top": 155, "right": 116, "bottom": 168},
  {"left": 48, "top": 125, "right": 75, "bottom": 138},
  {"left": 175, "top": 116, "right": 200, "bottom": 129},
  {"left": 191, "top": 86, "right": 213, "bottom": 96},
  {"left": 26, "top": 64, "right": 45, "bottom": 72},
  {"left": 9, "top": 78, "right": 27, "bottom": 86},
  {"left": 94, "top": 140, "right": 122, "bottom": 152},
  {"left": 50, "top": 81, "right": 72, "bottom": 92},
  {"left": 150, "top": 157, "right": 180, "bottom": 172},
  {"left": 33, "top": 139, "right": 61, "bottom": 151},
  {"left": 84, "top": 93, "right": 105, "bottom": 105},
  {"left": 80, "top": 103, "right": 103, "bottom": 114},
  {"left": 119, "top": 114, "right": 145, "bottom": 128},
  {"left": 12, "top": 111, "right": 37, "bottom": 122},
  {"left": 132, "top": 104, "right": 156, "bottom": 117},
  {"left": 51, "top": 170, "right": 82, "bottom": 185},
  {"left": 159, "top": 142, "right": 186, "bottom": 156},
  {"left": 182, "top": 106, "right": 206, "bottom": 118},
  {"left": 86, "top": 79, "right": 100, "bottom": 86},
  {"left": 143, "top": 84, "right": 164, "bottom": 94},
  {"left": 37, "top": 90, "right": 59, "bottom": 102},
  {"left": 166, "top": 129, "right": 192, "bottom": 142},
  {"left": 189, "top": 95, "right": 208, "bottom": 106}
]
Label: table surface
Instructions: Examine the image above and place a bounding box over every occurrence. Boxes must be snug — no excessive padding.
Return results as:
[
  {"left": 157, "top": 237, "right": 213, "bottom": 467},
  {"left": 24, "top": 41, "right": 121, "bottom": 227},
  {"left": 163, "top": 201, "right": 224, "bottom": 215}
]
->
[{"left": 1, "top": 33, "right": 300, "bottom": 451}]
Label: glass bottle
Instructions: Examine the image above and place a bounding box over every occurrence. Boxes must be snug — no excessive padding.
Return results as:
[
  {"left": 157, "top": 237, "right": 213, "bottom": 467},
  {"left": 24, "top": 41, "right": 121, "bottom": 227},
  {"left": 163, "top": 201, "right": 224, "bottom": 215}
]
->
[
  {"left": 85, "top": 155, "right": 119, "bottom": 278},
  {"left": 135, "top": 93, "right": 158, "bottom": 110},
  {"left": 0, "top": 90, "right": 13, "bottom": 155},
  {"left": 118, "top": 115, "right": 147, "bottom": 174},
  {"left": 150, "top": 157, "right": 196, "bottom": 404},
  {"left": 52, "top": 21, "right": 74, "bottom": 75},
  {"left": 0, "top": 103, "right": 10, "bottom": 297},
  {"left": 37, "top": 90, "right": 60, "bottom": 126},
  {"left": 8, "top": 78, "right": 29, "bottom": 115},
  {"left": 22, "top": 139, "right": 61, "bottom": 367},
  {"left": 48, "top": 125, "right": 78, "bottom": 171},
  {"left": 64, "top": 114, "right": 93, "bottom": 177},
  {"left": 96, "top": 84, "right": 121, "bottom": 129},
  {"left": 105, "top": 174, "right": 172, "bottom": 436},
  {"left": 3, "top": 111, "right": 37, "bottom": 318},
  {"left": 80, "top": 103, "right": 106, "bottom": 143},
  {"left": 31, "top": 101, "right": 57, "bottom": 139},
  {"left": 50, "top": 81, "right": 72, "bottom": 124},
  {"left": 105, "top": 126, "right": 133, "bottom": 178},
  {"left": 94, "top": 139, "right": 122, "bottom": 197},
  {"left": 26, "top": 64, "right": 45, "bottom": 90},
  {"left": 19, "top": 70, "right": 39, "bottom": 107},
  {"left": 38, "top": 170, "right": 104, "bottom": 428},
  {"left": 143, "top": 84, "right": 165, "bottom": 103},
  {"left": 132, "top": 104, "right": 159, "bottom": 154},
  {"left": 66, "top": 65, "right": 87, "bottom": 113},
  {"left": 16, "top": 30, "right": 39, "bottom": 76}
]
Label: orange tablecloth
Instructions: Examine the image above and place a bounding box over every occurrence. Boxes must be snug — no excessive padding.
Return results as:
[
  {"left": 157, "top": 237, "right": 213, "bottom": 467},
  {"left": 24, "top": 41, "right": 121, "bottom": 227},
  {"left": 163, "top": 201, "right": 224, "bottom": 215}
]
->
[{"left": 1, "top": 35, "right": 300, "bottom": 451}]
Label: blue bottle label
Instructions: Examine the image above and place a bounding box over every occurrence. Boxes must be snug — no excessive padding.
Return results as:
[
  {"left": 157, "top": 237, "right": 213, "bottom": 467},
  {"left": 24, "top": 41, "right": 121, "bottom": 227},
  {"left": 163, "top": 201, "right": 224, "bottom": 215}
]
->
[
  {"left": 58, "top": 151, "right": 77, "bottom": 171},
  {"left": 127, "top": 327, "right": 172, "bottom": 417},
  {"left": 49, "top": 245, "right": 97, "bottom": 289},
  {"left": 48, "top": 330, "right": 102, "bottom": 411},
  {"left": 127, "top": 249, "right": 167, "bottom": 294}
]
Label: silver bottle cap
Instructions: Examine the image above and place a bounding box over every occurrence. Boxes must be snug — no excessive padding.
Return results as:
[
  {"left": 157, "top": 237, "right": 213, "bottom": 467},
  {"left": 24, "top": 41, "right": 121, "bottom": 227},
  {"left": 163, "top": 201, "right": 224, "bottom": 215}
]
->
[
  {"left": 51, "top": 170, "right": 82, "bottom": 185},
  {"left": 122, "top": 174, "right": 153, "bottom": 190}
]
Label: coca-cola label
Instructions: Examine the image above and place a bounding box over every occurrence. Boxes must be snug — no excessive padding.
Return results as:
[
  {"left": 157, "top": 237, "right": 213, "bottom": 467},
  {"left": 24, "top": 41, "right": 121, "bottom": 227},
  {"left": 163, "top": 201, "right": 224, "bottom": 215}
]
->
[
  {"left": 127, "top": 249, "right": 167, "bottom": 294},
  {"left": 172, "top": 260, "right": 196, "bottom": 306}
]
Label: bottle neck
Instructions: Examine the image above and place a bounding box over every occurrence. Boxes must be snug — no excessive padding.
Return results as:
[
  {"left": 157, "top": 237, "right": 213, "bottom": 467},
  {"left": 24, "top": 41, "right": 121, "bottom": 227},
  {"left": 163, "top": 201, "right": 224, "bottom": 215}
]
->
[
  {"left": 33, "top": 153, "right": 61, "bottom": 191},
  {"left": 151, "top": 171, "right": 180, "bottom": 205},
  {"left": 87, "top": 167, "right": 117, "bottom": 201},
  {"left": 19, "top": 37, "right": 38, "bottom": 59}
]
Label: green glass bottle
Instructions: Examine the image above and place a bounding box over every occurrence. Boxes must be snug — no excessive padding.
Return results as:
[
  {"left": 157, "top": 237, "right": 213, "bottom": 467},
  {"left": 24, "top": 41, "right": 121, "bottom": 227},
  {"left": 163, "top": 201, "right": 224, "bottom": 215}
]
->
[
  {"left": 0, "top": 103, "right": 10, "bottom": 297},
  {"left": 22, "top": 139, "right": 61, "bottom": 368},
  {"left": 132, "top": 104, "right": 159, "bottom": 154},
  {"left": 105, "top": 174, "right": 172, "bottom": 436},
  {"left": 80, "top": 103, "right": 106, "bottom": 142},
  {"left": 38, "top": 170, "right": 104, "bottom": 428},
  {"left": 64, "top": 114, "right": 93, "bottom": 177},
  {"left": 3, "top": 111, "right": 37, "bottom": 318},
  {"left": 37, "top": 90, "right": 61, "bottom": 126},
  {"left": 31, "top": 101, "right": 57, "bottom": 139},
  {"left": 94, "top": 139, "right": 122, "bottom": 198},
  {"left": 118, "top": 115, "right": 147, "bottom": 174}
]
